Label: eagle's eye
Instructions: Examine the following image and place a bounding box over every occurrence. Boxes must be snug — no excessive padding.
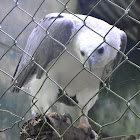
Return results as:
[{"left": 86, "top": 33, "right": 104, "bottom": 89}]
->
[
  {"left": 80, "top": 51, "right": 85, "bottom": 56},
  {"left": 97, "top": 47, "right": 104, "bottom": 54}
]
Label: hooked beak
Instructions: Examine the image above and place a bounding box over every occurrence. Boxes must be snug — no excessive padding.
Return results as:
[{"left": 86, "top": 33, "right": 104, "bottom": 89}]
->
[{"left": 88, "top": 56, "right": 94, "bottom": 72}]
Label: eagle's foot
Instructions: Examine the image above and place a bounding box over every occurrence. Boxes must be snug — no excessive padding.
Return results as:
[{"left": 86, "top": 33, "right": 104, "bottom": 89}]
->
[
  {"left": 47, "top": 112, "right": 72, "bottom": 124},
  {"left": 63, "top": 113, "right": 72, "bottom": 124},
  {"left": 78, "top": 116, "right": 98, "bottom": 140}
]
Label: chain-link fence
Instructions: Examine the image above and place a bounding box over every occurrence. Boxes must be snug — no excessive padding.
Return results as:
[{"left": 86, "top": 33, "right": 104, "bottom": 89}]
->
[{"left": 0, "top": 0, "right": 140, "bottom": 140}]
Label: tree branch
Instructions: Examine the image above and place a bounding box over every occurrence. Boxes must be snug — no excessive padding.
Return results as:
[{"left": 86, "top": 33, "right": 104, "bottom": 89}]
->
[{"left": 20, "top": 113, "right": 92, "bottom": 140}]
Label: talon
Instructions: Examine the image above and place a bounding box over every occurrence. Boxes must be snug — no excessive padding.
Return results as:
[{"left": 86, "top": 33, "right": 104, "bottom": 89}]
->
[
  {"left": 86, "top": 127, "right": 98, "bottom": 140},
  {"left": 92, "top": 130, "right": 98, "bottom": 140},
  {"left": 78, "top": 125, "right": 98, "bottom": 140},
  {"left": 47, "top": 112, "right": 61, "bottom": 120},
  {"left": 89, "top": 129, "right": 98, "bottom": 140},
  {"left": 57, "top": 112, "right": 63, "bottom": 122},
  {"left": 87, "top": 127, "right": 93, "bottom": 138},
  {"left": 46, "top": 112, "right": 72, "bottom": 124},
  {"left": 63, "top": 113, "right": 72, "bottom": 124},
  {"left": 78, "top": 116, "right": 98, "bottom": 140}
]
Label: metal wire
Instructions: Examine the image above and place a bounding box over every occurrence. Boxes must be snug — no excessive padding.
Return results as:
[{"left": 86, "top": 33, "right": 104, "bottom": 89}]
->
[{"left": 0, "top": 0, "right": 140, "bottom": 140}]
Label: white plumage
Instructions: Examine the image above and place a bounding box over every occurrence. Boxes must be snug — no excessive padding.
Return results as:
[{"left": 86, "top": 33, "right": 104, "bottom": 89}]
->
[{"left": 12, "top": 13, "right": 127, "bottom": 138}]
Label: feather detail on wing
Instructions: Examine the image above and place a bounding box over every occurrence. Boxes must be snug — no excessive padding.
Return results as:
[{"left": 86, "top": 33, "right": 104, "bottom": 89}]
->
[{"left": 12, "top": 13, "right": 74, "bottom": 92}]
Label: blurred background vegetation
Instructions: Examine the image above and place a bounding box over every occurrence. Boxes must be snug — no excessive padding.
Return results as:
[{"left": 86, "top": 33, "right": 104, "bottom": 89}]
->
[{"left": 0, "top": 0, "right": 140, "bottom": 139}]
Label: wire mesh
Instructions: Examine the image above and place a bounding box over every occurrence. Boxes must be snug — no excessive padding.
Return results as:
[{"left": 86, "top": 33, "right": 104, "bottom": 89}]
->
[{"left": 0, "top": 0, "right": 140, "bottom": 140}]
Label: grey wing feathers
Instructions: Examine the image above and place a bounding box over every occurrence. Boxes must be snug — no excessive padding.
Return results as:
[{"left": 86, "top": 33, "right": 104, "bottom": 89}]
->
[
  {"left": 101, "top": 31, "right": 127, "bottom": 82},
  {"left": 12, "top": 13, "right": 74, "bottom": 92}
]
